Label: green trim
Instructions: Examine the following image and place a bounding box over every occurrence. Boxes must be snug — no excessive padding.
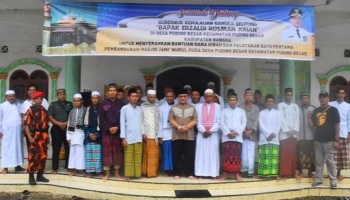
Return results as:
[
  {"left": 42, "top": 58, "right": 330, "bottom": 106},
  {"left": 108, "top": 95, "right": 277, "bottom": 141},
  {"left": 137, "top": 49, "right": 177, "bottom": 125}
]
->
[
  {"left": 316, "top": 65, "right": 350, "bottom": 91},
  {"left": 0, "top": 58, "right": 61, "bottom": 103},
  {"left": 140, "top": 59, "right": 236, "bottom": 76}
]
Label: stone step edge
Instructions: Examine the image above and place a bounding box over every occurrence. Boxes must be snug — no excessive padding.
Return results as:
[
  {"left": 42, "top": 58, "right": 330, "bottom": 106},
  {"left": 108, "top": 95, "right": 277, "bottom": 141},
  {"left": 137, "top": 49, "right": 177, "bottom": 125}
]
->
[{"left": 0, "top": 182, "right": 350, "bottom": 199}]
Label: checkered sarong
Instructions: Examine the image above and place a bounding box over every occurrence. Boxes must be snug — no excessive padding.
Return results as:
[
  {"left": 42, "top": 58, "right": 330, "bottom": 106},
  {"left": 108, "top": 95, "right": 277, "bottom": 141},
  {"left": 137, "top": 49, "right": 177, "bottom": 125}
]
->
[
  {"left": 334, "top": 138, "right": 349, "bottom": 170},
  {"left": 85, "top": 142, "right": 102, "bottom": 173},
  {"left": 258, "top": 144, "right": 279, "bottom": 177}
]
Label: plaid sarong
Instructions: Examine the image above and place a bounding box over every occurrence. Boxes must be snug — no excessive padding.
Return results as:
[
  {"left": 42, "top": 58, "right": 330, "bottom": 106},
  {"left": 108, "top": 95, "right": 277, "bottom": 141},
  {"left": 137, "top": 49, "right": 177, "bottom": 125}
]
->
[
  {"left": 161, "top": 140, "right": 173, "bottom": 171},
  {"left": 142, "top": 139, "right": 160, "bottom": 177},
  {"left": 258, "top": 144, "right": 279, "bottom": 177},
  {"left": 334, "top": 138, "right": 349, "bottom": 170},
  {"left": 124, "top": 142, "right": 142, "bottom": 177},
  {"left": 85, "top": 142, "right": 102, "bottom": 173}
]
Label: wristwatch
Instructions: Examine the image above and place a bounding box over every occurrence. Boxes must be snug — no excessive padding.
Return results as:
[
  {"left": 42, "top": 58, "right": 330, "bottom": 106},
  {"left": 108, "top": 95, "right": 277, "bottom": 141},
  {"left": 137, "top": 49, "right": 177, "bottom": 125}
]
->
[{"left": 178, "top": 125, "right": 181, "bottom": 130}]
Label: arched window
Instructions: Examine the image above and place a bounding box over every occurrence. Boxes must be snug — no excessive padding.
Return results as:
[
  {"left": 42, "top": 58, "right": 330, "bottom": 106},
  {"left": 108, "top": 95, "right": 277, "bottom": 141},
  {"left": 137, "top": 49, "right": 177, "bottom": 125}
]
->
[
  {"left": 9, "top": 70, "right": 49, "bottom": 101},
  {"left": 329, "top": 76, "right": 349, "bottom": 102}
]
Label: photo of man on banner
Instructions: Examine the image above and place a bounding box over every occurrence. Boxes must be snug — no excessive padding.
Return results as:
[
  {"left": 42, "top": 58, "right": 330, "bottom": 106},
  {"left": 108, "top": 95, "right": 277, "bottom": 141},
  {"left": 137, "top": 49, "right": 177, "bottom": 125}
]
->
[{"left": 281, "top": 8, "right": 311, "bottom": 43}]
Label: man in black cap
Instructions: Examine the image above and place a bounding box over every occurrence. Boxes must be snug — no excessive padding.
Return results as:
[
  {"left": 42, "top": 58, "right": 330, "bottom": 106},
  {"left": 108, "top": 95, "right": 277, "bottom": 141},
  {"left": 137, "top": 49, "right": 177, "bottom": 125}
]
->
[
  {"left": 297, "top": 92, "right": 316, "bottom": 178},
  {"left": 277, "top": 88, "right": 300, "bottom": 179},
  {"left": 239, "top": 88, "right": 260, "bottom": 177},
  {"left": 281, "top": 8, "right": 311, "bottom": 43},
  {"left": 98, "top": 83, "right": 125, "bottom": 180},
  {"left": 310, "top": 91, "right": 339, "bottom": 188},
  {"left": 169, "top": 88, "right": 198, "bottom": 180},
  {"left": 47, "top": 88, "right": 73, "bottom": 174}
]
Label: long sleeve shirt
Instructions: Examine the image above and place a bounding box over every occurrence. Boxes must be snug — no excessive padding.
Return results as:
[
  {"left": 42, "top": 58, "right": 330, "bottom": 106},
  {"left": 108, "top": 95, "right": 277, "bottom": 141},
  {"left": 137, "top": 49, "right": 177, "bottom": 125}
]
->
[
  {"left": 158, "top": 103, "right": 173, "bottom": 141},
  {"left": 220, "top": 106, "right": 246, "bottom": 143},
  {"left": 120, "top": 104, "right": 142, "bottom": 144},
  {"left": 278, "top": 102, "right": 300, "bottom": 140},
  {"left": 259, "top": 108, "right": 282, "bottom": 145},
  {"left": 328, "top": 101, "right": 350, "bottom": 138},
  {"left": 66, "top": 107, "right": 86, "bottom": 146},
  {"left": 238, "top": 102, "right": 260, "bottom": 142},
  {"left": 0, "top": 101, "right": 22, "bottom": 132},
  {"left": 196, "top": 103, "right": 221, "bottom": 133},
  {"left": 299, "top": 105, "right": 316, "bottom": 140},
  {"left": 141, "top": 102, "right": 161, "bottom": 139},
  {"left": 98, "top": 98, "right": 124, "bottom": 135}
]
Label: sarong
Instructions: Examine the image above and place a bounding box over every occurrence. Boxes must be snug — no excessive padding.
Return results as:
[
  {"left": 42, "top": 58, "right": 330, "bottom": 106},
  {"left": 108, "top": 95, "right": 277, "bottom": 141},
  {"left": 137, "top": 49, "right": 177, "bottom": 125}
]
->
[
  {"left": 279, "top": 137, "right": 297, "bottom": 176},
  {"left": 334, "top": 138, "right": 350, "bottom": 170},
  {"left": 222, "top": 141, "right": 242, "bottom": 173},
  {"left": 258, "top": 144, "right": 279, "bottom": 177},
  {"left": 297, "top": 140, "right": 315, "bottom": 171},
  {"left": 161, "top": 140, "right": 173, "bottom": 171},
  {"left": 124, "top": 142, "right": 142, "bottom": 177},
  {"left": 85, "top": 142, "right": 102, "bottom": 173},
  {"left": 102, "top": 134, "right": 123, "bottom": 167},
  {"left": 241, "top": 139, "right": 255, "bottom": 175},
  {"left": 142, "top": 139, "right": 159, "bottom": 177}
]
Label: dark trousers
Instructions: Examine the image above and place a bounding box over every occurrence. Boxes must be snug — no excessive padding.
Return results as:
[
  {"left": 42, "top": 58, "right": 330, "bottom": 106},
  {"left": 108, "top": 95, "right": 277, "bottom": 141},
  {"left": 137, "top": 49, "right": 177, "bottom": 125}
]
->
[
  {"left": 51, "top": 126, "right": 69, "bottom": 170},
  {"left": 172, "top": 140, "right": 195, "bottom": 177}
]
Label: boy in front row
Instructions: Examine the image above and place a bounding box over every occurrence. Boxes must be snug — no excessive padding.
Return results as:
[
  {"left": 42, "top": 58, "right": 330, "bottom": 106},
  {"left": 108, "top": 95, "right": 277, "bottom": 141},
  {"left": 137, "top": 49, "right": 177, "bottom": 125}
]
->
[{"left": 24, "top": 91, "right": 50, "bottom": 185}]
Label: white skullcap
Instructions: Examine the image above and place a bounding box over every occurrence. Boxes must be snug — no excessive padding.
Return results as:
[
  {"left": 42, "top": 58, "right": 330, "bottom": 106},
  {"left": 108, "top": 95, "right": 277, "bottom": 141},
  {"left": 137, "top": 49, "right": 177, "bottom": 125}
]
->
[
  {"left": 204, "top": 89, "right": 214, "bottom": 94},
  {"left": 73, "top": 93, "right": 82, "bottom": 99},
  {"left": 147, "top": 90, "right": 156, "bottom": 95},
  {"left": 123, "top": 85, "right": 131, "bottom": 90},
  {"left": 207, "top": 82, "right": 215, "bottom": 86},
  {"left": 183, "top": 85, "right": 191, "bottom": 89},
  {"left": 5, "top": 90, "right": 15, "bottom": 95},
  {"left": 91, "top": 91, "right": 100, "bottom": 97}
]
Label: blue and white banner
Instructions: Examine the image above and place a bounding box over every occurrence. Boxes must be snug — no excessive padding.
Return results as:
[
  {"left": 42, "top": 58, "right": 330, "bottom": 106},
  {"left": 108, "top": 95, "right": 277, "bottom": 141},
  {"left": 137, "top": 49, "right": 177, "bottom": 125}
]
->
[{"left": 43, "top": 2, "right": 315, "bottom": 60}]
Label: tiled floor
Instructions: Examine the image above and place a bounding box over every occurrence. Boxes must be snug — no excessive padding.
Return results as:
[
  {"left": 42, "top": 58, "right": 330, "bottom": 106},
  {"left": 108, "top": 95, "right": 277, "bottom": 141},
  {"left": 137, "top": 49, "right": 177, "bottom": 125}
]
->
[{"left": 0, "top": 170, "right": 349, "bottom": 199}]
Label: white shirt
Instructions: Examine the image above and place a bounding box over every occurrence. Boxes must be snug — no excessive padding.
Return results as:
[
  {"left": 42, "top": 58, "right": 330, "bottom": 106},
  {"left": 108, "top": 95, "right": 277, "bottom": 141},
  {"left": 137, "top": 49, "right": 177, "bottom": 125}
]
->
[
  {"left": 141, "top": 102, "right": 160, "bottom": 139},
  {"left": 196, "top": 103, "right": 221, "bottom": 133},
  {"left": 120, "top": 104, "right": 142, "bottom": 144},
  {"left": 21, "top": 98, "right": 49, "bottom": 114},
  {"left": 158, "top": 103, "right": 173, "bottom": 141},
  {"left": 0, "top": 101, "right": 22, "bottom": 132},
  {"left": 66, "top": 107, "right": 85, "bottom": 145},
  {"left": 259, "top": 108, "right": 282, "bottom": 145},
  {"left": 281, "top": 26, "right": 311, "bottom": 43},
  {"left": 220, "top": 106, "right": 246, "bottom": 143},
  {"left": 278, "top": 102, "right": 300, "bottom": 140},
  {"left": 329, "top": 101, "right": 350, "bottom": 138}
]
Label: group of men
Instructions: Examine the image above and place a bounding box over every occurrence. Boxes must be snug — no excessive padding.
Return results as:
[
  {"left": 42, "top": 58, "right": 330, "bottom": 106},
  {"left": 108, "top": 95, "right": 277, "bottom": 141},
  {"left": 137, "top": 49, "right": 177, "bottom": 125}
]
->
[{"left": 0, "top": 82, "right": 348, "bottom": 189}]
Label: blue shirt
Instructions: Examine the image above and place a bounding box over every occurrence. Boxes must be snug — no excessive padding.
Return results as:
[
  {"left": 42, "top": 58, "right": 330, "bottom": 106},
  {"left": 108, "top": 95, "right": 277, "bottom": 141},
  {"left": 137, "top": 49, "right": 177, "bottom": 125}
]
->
[{"left": 120, "top": 104, "right": 142, "bottom": 144}]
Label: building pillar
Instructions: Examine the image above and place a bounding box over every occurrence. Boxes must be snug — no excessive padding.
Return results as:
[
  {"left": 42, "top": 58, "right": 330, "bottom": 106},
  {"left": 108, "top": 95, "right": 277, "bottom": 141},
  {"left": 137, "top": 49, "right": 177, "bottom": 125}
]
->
[
  {"left": 279, "top": 60, "right": 296, "bottom": 102},
  {"left": 318, "top": 79, "right": 328, "bottom": 92},
  {"left": 49, "top": 73, "right": 59, "bottom": 102},
  {"left": 65, "top": 56, "right": 81, "bottom": 100},
  {"left": 0, "top": 74, "right": 8, "bottom": 102},
  {"left": 222, "top": 75, "right": 233, "bottom": 104},
  {"left": 143, "top": 74, "right": 155, "bottom": 85}
]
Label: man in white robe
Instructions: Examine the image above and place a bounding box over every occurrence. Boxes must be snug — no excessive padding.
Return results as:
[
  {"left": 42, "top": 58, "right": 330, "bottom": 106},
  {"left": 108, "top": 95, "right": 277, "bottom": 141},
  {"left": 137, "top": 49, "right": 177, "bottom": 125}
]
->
[
  {"left": 195, "top": 89, "right": 221, "bottom": 178},
  {"left": 278, "top": 88, "right": 300, "bottom": 179},
  {"left": 239, "top": 88, "right": 259, "bottom": 176},
  {"left": 328, "top": 87, "right": 350, "bottom": 180},
  {"left": 0, "top": 90, "right": 24, "bottom": 174},
  {"left": 67, "top": 93, "right": 86, "bottom": 176},
  {"left": 200, "top": 82, "right": 224, "bottom": 110}
]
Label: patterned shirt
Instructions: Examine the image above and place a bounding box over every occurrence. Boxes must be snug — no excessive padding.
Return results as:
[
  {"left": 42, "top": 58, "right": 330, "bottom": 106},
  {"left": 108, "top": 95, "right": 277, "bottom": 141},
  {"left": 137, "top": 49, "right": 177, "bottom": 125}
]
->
[
  {"left": 169, "top": 103, "right": 198, "bottom": 141},
  {"left": 24, "top": 105, "right": 49, "bottom": 131}
]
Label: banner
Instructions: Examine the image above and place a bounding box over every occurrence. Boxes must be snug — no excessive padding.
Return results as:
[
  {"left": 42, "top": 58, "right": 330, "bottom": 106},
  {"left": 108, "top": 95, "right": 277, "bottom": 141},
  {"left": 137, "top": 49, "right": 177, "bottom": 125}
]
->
[
  {"left": 250, "top": 59, "right": 311, "bottom": 104},
  {"left": 43, "top": 2, "right": 315, "bottom": 60}
]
